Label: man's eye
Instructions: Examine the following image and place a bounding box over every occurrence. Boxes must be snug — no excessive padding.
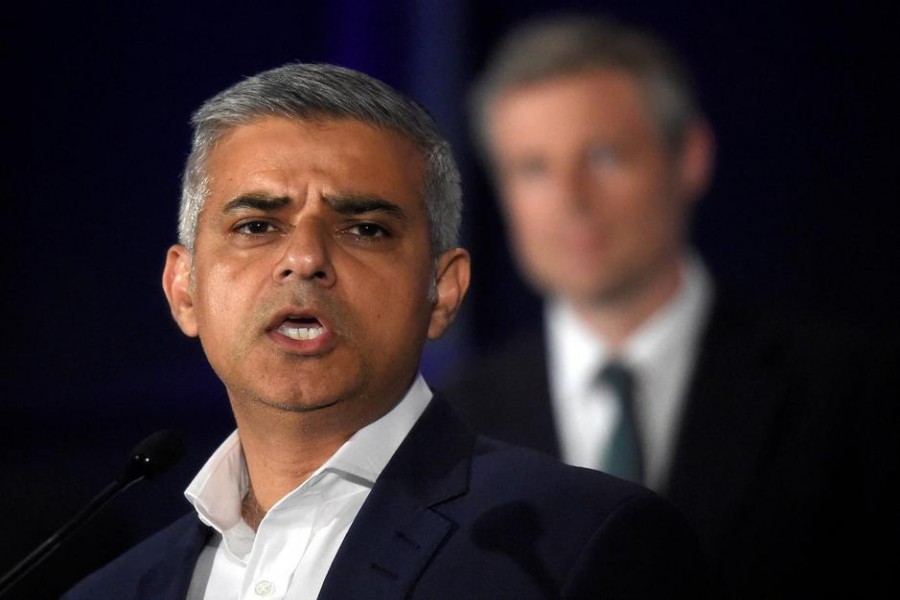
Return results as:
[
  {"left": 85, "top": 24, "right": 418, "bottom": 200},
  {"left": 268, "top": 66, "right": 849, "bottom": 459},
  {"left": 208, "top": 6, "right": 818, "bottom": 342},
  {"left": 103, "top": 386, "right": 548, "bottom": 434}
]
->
[
  {"left": 347, "top": 223, "right": 387, "bottom": 238},
  {"left": 234, "top": 220, "right": 276, "bottom": 235}
]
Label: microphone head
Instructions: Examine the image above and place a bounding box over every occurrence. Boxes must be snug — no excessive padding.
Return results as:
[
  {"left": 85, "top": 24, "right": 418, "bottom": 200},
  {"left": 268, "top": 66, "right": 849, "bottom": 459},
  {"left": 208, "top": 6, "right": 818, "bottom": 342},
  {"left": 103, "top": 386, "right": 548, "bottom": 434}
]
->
[{"left": 118, "top": 429, "right": 186, "bottom": 485}]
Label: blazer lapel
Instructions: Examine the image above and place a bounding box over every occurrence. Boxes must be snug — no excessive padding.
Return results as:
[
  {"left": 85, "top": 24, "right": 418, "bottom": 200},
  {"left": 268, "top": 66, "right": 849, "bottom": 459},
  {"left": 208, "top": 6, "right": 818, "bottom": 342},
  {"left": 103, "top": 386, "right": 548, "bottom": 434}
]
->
[
  {"left": 665, "top": 291, "right": 788, "bottom": 552},
  {"left": 442, "top": 325, "right": 560, "bottom": 459},
  {"left": 504, "top": 328, "right": 560, "bottom": 458},
  {"left": 136, "top": 514, "right": 211, "bottom": 600},
  {"left": 318, "top": 396, "right": 474, "bottom": 600}
]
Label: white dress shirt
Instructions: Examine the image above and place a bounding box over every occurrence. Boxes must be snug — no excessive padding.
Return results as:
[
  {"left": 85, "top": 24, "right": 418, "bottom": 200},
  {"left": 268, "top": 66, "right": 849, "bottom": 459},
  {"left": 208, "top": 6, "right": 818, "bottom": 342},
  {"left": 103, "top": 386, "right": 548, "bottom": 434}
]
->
[
  {"left": 183, "top": 375, "right": 433, "bottom": 600},
  {"left": 546, "top": 254, "right": 712, "bottom": 491}
]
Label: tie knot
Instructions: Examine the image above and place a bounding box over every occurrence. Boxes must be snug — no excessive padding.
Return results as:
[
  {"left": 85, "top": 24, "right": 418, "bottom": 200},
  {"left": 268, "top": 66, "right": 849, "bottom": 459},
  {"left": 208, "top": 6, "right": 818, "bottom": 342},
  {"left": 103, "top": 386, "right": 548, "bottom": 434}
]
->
[{"left": 599, "top": 361, "right": 634, "bottom": 395}]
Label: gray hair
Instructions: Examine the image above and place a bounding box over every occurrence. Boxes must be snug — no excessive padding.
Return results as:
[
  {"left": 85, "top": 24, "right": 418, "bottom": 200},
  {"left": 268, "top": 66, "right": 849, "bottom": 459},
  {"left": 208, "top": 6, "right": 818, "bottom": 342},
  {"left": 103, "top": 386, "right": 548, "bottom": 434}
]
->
[
  {"left": 178, "top": 62, "right": 462, "bottom": 256},
  {"left": 470, "top": 13, "right": 702, "bottom": 157}
]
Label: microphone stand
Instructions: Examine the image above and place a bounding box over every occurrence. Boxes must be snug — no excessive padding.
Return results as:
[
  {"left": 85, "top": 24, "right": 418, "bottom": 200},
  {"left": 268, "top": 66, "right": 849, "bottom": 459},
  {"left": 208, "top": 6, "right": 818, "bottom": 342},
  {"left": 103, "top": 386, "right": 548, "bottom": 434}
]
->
[
  {"left": 0, "top": 429, "right": 184, "bottom": 598},
  {"left": 0, "top": 476, "right": 143, "bottom": 597}
]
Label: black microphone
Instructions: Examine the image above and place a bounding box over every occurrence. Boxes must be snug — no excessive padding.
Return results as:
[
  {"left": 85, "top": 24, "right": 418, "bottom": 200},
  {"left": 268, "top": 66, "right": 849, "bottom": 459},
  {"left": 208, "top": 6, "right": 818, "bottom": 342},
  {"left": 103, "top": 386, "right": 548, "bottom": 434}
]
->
[{"left": 0, "top": 429, "right": 185, "bottom": 597}]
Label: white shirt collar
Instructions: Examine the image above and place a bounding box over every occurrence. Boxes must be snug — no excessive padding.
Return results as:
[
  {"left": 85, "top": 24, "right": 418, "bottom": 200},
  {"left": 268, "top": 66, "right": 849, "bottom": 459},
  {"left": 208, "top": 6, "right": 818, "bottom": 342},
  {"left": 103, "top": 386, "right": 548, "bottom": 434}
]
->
[
  {"left": 624, "top": 252, "right": 713, "bottom": 376},
  {"left": 184, "top": 373, "right": 433, "bottom": 535},
  {"left": 547, "top": 292, "right": 608, "bottom": 400}
]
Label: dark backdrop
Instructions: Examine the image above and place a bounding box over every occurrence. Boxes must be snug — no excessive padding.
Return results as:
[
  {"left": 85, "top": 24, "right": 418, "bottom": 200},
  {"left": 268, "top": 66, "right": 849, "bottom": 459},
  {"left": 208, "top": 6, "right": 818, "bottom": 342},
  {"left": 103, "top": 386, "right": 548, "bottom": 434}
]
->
[{"left": 3, "top": 1, "right": 897, "bottom": 597}]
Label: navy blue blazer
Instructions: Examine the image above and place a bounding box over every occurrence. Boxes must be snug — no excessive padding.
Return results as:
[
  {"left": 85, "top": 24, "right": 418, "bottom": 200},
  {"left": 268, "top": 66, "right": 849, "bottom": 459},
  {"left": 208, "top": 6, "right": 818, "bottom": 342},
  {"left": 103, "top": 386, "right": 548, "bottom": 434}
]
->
[
  {"left": 63, "top": 396, "right": 708, "bottom": 599},
  {"left": 442, "top": 289, "right": 900, "bottom": 598}
]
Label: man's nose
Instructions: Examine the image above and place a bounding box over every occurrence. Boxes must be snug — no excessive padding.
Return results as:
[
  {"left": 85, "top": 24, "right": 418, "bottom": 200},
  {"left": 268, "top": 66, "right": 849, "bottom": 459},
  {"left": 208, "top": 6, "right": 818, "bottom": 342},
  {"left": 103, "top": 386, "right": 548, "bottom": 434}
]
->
[
  {"left": 555, "top": 162, "right": 595, "bottom": 213},
  {"left": 272, "top": 219, "right": 336, "bottom": 287}
]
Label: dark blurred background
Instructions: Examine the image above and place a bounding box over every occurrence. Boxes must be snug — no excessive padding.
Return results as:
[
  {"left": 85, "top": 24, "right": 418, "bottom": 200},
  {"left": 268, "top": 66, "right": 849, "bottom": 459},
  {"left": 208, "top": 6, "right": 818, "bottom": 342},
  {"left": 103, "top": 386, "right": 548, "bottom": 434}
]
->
[{"left": 3, "top": 1, "right": 898, "bottom": 597}]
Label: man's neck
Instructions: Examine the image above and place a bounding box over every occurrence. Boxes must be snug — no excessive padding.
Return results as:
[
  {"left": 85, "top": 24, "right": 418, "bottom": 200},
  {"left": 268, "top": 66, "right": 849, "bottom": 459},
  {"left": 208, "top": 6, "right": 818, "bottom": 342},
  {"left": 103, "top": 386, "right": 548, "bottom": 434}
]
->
[
  {"left": 572, "top": 258, "right": 684, "bottom": 351},
  {"left": 231, "top": 398, "right": 386, "bottom": 516}
]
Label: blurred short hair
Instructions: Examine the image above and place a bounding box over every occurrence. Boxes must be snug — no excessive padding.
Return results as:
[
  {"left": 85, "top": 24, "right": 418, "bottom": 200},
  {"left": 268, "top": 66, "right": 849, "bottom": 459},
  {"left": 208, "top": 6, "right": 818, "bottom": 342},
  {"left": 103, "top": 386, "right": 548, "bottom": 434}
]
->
[{"left": 470, "top": 13, "right": 702, "bottom": 157}]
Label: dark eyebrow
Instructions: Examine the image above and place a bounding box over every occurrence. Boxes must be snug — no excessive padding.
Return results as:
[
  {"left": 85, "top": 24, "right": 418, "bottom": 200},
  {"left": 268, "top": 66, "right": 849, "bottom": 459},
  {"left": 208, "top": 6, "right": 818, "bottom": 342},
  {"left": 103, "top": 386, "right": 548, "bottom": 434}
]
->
[
  {"left": 220, "top": 193, "right": 408, "bottom": 220},
  {"left": 323, "top": 194, "right": 407, "bottom": 220},
  {"left": 222, "top": 195, "right": 291, "bottom": 213}
]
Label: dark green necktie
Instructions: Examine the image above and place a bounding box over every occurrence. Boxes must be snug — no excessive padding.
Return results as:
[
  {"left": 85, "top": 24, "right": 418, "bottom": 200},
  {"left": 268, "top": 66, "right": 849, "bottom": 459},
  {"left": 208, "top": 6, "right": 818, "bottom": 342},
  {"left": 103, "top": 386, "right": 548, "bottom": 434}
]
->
[{"left": 598, "top": 361, "right": 644, "bottom": 485}]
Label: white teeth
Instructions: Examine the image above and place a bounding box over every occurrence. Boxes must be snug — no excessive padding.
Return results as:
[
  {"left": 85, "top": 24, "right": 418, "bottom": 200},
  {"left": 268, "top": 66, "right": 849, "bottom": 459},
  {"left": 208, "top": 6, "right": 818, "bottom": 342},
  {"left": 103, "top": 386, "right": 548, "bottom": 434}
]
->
[{"left": 280, "top": 325, "right": 325, "bottom": 340}]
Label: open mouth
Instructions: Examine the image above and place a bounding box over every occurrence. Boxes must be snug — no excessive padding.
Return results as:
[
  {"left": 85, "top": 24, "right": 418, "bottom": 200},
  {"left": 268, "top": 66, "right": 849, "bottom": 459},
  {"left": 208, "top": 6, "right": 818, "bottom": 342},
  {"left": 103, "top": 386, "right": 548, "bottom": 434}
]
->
[{"left": 277, "top": 316, "right": 325, "bottom": 341}]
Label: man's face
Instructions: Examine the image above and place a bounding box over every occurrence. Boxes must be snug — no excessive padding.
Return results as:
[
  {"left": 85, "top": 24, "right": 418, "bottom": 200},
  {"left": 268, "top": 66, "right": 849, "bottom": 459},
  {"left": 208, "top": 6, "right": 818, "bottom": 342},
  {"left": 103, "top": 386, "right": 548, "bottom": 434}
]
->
[
  {"left": 163, "top": 116, "right": 468, "bottom": 425},
  {"left": 485, "top": 69, "right": 709, "bottom": 308}
]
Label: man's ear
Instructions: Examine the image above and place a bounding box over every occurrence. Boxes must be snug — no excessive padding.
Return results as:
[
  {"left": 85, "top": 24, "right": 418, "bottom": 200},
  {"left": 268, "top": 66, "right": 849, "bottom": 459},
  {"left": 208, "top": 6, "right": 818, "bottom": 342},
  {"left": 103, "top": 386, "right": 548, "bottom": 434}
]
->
[
  {"left": 679, "top": 118, "right": 716, "bottom": 204},
  {"left": 162, "top": 244, "right": 199, "bottom": 337},
  {"left": 427, "top": 248, "right": 471, "bottom": 340}
]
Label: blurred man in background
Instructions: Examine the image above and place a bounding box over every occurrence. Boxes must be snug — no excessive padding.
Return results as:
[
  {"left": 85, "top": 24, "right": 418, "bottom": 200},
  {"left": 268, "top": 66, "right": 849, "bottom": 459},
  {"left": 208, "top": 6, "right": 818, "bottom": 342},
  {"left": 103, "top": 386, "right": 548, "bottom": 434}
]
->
[{"left": 443, "top": 13, "right": 898, "bottom": 598}]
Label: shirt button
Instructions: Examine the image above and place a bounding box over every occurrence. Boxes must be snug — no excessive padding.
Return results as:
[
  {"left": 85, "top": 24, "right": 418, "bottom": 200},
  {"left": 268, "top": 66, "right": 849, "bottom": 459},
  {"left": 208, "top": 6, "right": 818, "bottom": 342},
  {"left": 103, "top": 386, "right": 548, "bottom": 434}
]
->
[{"left": 254, "top": 580, "right": 275, "bottom": 596}]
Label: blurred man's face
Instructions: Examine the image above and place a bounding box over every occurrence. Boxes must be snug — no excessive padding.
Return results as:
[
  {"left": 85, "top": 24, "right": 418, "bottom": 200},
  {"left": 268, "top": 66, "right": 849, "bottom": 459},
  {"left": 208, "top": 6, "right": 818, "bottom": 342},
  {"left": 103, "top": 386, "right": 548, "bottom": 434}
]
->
[{"left": 485, "top": 69, "right": 709, "bottom": 309}]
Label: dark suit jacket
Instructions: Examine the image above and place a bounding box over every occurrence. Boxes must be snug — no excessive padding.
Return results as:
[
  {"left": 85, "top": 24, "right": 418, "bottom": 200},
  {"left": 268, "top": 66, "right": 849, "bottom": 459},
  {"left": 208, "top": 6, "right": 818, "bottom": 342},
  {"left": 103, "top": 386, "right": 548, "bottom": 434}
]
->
[
  {"left": 62, "top": 396, "right": 709, "bottom": 599},
  {"left": 442, "top": 289, "right": 899, "bottom": 598}
]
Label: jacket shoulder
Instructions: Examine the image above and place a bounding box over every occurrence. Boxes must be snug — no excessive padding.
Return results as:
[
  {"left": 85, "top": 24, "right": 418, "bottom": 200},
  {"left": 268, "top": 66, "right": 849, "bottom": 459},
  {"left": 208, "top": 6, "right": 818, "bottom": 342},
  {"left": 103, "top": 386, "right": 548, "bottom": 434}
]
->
[
  {"left": 62, "top": 512, "right": 208, "bottom": 599},
  {"left": 426, "top": 436, "right": 710, "bottom": 598}
]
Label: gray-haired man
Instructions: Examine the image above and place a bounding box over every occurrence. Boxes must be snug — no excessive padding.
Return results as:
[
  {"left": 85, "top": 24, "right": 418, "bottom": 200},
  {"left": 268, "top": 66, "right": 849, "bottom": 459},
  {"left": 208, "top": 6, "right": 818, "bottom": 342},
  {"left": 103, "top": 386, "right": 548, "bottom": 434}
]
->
[{"left": 63, "top": 61, "right": 708, "bottom": 599}]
